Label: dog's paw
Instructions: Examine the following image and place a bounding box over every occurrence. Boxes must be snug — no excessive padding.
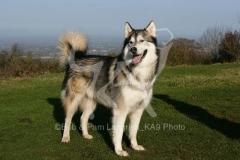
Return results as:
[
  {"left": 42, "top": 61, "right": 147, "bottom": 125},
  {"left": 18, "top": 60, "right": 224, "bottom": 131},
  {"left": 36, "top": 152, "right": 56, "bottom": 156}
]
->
[
  {"left": 116, "top": 150, "right": 129, "bottom": 156},
  {"left": 131, "top": 145, "right": 145, "bottom": 151},
  {"left": 83, "top": 134, "right": 93, "bottom": 139},
  {"left": 61, "top": 136, "right": 70, "bottom": 143}
]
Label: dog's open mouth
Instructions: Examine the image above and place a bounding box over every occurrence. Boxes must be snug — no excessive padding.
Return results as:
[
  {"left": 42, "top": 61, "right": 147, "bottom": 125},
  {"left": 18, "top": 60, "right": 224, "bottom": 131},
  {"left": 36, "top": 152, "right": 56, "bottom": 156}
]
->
[{"left": 132, "top": 50, "right": 147, "bottom": 64}]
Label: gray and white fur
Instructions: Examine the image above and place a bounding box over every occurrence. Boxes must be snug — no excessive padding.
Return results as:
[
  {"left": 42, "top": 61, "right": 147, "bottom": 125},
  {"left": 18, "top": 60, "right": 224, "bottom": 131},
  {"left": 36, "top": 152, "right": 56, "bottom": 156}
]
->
[{"left": 58, "top": 21, "right": 160, "bottom": 156}]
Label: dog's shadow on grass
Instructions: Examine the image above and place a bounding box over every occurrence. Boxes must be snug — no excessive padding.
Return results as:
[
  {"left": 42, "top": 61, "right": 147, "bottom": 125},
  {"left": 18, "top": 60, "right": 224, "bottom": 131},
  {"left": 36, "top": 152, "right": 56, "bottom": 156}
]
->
[
  {"left": 47, "top": 98, "right": 130, "bottom": 151},
  {"left": 154, "top": 94, "right": 240, "bottom": 139}
]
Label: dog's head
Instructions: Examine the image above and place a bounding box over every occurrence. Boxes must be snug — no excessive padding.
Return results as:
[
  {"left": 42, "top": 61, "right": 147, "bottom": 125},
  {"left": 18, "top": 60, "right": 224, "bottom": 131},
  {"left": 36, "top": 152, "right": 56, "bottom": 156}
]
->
[{"left": 122, "top": 21, "right": 158, "bottom": 66}]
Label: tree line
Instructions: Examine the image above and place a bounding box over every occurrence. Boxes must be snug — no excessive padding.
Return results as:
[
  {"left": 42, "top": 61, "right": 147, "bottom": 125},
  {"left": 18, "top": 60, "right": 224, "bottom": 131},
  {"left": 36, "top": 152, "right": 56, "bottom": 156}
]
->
[
  {"left": 0, "top": 44, "right": 63, "bottom": 78},
  {"left": 1, "top": 23, "right": 240, "bottom": 78},
  {"left": 167, "top": 24, "right": 240, "bottom": 66}
]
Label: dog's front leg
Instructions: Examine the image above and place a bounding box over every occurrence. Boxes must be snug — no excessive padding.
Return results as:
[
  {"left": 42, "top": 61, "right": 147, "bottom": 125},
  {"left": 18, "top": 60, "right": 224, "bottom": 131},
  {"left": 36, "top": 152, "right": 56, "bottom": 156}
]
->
[
  {"left": 112, "top": 109, "right": 129, "bottom": 156},
  {"left": 129, "top": 108, "right": 145, "bottom": 151}
]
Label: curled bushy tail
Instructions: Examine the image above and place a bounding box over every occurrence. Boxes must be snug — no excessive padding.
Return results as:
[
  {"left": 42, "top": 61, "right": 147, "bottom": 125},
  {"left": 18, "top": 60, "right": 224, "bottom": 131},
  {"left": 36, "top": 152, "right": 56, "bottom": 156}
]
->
[{"left": 58, "top": 31, "right": 88, "bottom": 67}]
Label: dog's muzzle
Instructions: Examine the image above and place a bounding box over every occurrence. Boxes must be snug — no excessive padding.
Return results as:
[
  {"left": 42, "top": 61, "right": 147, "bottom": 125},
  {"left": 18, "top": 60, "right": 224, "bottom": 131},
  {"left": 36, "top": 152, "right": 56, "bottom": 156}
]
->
[
  {"left": 130, "top": 47, "right": 137, "bottom": 54},
  {"left": 131, "top": 48, "right": 147, "bottom": 65}
]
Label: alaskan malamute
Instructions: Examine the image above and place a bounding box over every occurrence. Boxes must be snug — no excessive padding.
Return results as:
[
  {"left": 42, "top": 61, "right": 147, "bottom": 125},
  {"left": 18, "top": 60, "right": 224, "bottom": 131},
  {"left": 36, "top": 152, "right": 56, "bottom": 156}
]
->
[{"left": 58, "top": 21, "right": 161, "bottom": 156}]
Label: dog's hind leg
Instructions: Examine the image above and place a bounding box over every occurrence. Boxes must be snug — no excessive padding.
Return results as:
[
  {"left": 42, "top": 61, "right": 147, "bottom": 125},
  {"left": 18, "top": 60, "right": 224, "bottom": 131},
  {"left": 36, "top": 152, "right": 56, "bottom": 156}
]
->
[
  {"left": 129, "top": 108, "right": 145, "bottom": 151},
  {"left": 80, "top": 96, "right": 96, "bottom": 139},
  {"left": 61, "top": 94, "right": 83, "bottom": 143}
]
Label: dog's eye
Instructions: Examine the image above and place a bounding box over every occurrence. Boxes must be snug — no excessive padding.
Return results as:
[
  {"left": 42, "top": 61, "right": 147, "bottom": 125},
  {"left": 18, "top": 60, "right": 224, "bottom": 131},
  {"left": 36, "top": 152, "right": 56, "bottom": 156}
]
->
[
  {"left": 129, "top": 41, "right": 133, "bottom": 44},
  {"left": 139, "top": 39, "right": 144, "bottom": 43}
]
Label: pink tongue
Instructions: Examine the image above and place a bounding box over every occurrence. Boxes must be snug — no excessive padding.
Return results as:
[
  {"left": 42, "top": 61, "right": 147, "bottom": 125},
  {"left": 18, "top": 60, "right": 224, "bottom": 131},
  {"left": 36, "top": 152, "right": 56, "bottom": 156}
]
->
[{"left": 133, "top": 54, "right": 143, "bottom": 64}]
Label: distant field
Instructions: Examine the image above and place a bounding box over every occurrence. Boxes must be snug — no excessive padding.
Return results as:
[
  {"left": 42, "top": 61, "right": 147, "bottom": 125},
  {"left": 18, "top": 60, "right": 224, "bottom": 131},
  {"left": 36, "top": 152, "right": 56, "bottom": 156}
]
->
[{"left": 0, "top": 63, "right": 240, "bottom": 159}]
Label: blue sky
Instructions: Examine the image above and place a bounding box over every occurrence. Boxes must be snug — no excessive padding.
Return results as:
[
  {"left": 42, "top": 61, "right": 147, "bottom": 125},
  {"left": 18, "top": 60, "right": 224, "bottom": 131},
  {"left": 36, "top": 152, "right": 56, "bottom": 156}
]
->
[{"left": 1, "top": 0, "right": 240, "bottom": 39}]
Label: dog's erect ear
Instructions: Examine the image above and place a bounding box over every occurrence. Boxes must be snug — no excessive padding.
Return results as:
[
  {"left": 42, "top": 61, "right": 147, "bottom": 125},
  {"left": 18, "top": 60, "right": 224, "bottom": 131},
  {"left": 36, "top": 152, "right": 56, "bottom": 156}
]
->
[
  {"left": 145, "top": 21, "right": 156, "bottom": 37},
  {"left": 125, "top": 22, "right": 133, "bottom": 38}
]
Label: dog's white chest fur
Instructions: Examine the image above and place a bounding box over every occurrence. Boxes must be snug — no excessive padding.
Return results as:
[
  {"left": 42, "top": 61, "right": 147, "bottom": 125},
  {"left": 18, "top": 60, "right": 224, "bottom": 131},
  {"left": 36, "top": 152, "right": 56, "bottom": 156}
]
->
[
  {"left": 122, "top": 87, "right": 152, "bottom": 110},
  {"left": 120, "top": 66, "right": 155, "bottom": 111}
]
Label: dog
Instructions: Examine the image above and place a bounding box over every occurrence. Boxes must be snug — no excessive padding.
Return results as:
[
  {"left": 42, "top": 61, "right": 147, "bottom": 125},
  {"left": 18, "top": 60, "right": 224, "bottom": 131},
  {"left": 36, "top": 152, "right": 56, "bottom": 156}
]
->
[{"left": 58, "top": 21, "right": 160, "bottom": 156}]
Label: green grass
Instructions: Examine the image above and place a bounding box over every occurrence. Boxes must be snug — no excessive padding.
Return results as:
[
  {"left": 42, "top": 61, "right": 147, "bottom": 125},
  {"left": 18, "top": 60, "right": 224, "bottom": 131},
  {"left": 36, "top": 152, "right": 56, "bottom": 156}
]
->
[{"left": 0, "top": 63, "right": 240, "bottom": 160}]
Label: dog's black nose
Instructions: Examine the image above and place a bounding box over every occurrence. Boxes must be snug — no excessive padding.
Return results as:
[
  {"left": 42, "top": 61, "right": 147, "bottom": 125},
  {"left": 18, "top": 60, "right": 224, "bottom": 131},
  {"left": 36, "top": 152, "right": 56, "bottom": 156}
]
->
[{"left": 130, "top": 47, "right": 137, "bottom": 54}]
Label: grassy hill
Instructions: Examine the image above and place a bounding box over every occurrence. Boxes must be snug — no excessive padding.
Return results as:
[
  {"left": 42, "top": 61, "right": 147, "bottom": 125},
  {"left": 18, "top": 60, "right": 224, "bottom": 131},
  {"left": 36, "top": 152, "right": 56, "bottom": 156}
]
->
[{"left": 0, "top": 63, "right": 240, "bottom": 159}]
